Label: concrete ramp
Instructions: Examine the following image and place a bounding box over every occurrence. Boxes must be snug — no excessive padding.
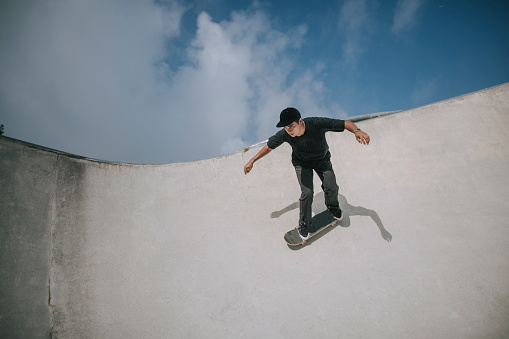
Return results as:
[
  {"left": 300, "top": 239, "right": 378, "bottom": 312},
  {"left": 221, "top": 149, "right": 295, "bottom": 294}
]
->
[{"left": 1, "top": 83, "right": 509, "bottom": 338}]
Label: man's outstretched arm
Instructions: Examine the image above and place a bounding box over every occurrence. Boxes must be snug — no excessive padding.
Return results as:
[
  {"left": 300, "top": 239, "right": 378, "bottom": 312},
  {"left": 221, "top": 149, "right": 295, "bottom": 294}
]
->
[
  {"left": 345, "top": 120, "right": 370, "bottom": 145},
  {"left": 244, "top": 145, "right": 272, "bottom": 174}
]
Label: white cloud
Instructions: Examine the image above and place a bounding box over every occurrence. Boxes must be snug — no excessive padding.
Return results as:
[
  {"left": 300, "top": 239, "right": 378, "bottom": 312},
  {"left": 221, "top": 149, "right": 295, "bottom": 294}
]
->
[
  {"left": 170, "top": 9, "right": 329, "bottom": 155},
  {"left": 337, "top": 0, "right": 374, "bottom": 69},
  {"left": 392, "top": 0, "right": 426, "bottom": 34},
  {"left": 0, "top": 0, "right": 334, "bottom": 163},
  {"left": 411, "top": 78, "right": 438, "bottom": 106},
  {"left": 0, "top": 0, "right": 186, "bottom": 162}
]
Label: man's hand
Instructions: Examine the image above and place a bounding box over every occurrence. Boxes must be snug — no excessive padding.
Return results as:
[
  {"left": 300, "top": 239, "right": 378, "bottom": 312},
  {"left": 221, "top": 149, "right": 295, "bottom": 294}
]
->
[
  {"left": 244, "top": 161, "right": 254, "bottom": 175},
  {"left": 355, "top": 130, "right": 370, "bottom": 145},
  {"left": 243, "top": 145, "right": 272, "bottom": 175},
  {"left": 345, "top": 121, "right": 370, "bottom": 145}
]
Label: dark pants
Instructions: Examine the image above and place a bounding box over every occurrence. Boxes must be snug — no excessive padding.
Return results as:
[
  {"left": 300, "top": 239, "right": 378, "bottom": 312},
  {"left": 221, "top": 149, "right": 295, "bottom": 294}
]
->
[{"left": 295, "top": 160, "right": 339, "bottom": 228}]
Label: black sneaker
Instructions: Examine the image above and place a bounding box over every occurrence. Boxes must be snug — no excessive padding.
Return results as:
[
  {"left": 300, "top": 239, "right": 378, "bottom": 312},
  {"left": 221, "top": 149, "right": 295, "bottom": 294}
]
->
[
  {"left": 297, "top": 223, "right": 310, "bottom": 240},
  {"left": 328, "top": 206, "right": 343, "bottom": 220}
]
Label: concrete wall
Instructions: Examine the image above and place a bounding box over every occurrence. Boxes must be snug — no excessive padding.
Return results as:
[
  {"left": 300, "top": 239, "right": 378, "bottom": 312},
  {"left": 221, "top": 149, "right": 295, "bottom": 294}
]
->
[
  {"left": 1, "top": 83, "right": 508, "bottom": 338},
  {"left": 0, "top": 141, "right": 57, "bottom": 338}
]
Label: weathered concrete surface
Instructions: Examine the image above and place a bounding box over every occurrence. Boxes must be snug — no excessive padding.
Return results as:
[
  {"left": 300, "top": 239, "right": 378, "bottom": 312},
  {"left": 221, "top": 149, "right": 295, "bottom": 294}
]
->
[
  {"left": 0, "top": 141, "right": 57, "bottom": 338},
  {"left": 1, "top": 83, "right": 509, "bottom": 338}
]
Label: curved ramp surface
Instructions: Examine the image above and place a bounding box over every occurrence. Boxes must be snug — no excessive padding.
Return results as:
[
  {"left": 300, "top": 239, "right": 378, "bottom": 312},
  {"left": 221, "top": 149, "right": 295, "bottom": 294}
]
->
[{"left": 1, "top": 83, "right": 509, "bottom": 338}]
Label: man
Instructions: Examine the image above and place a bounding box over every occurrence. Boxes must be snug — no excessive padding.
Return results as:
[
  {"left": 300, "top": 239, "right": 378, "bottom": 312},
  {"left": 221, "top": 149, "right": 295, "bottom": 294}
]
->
[{"left": 244, "top": 107, "right": 370, "bottom": 239}]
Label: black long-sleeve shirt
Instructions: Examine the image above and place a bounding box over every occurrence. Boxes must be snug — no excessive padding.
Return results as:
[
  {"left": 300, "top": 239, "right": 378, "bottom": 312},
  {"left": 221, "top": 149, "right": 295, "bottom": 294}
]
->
[{"left": 267, "top": 117, "right": 345, "bottom": 167}]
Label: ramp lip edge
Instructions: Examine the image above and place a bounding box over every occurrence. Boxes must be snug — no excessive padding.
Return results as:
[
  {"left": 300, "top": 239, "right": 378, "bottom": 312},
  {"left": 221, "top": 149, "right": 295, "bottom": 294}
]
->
[{"left": 2, "top": 82, "right": 507, "bottom": 166}]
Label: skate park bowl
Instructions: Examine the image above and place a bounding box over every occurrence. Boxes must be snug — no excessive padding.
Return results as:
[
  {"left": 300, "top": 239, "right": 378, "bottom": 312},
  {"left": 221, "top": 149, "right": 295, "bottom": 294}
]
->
[{"left": 1, "top": 83, "right": 509, "bottom": 338}]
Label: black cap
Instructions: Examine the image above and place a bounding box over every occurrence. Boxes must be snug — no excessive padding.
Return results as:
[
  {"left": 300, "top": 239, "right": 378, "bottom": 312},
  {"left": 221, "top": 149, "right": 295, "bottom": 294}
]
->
[{"left": 276, "top": 107, "right": 301, "bottom": 127}]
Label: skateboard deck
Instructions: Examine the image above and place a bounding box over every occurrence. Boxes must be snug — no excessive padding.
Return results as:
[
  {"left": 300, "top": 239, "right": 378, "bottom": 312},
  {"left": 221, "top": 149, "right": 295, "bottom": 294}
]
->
[{"left": 284, "top": 218, "right": 338, "bottom": 246}]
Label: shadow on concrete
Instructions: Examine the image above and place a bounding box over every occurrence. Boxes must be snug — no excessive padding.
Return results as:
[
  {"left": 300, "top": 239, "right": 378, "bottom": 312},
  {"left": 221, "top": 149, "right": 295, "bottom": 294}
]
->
[{"left": 272, "top": 192, "right": 392, "bottom": 246}]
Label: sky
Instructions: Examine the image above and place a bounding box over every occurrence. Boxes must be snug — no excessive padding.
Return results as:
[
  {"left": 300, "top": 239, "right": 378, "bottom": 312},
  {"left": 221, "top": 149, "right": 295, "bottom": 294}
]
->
[{"left": 1, "top": 0, "right": 508, "bottom": 164}]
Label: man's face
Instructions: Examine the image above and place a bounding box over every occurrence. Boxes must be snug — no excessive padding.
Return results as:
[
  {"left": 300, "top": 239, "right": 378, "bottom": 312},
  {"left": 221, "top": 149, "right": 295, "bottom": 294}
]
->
[{"left": 284, "top": 119, "right": 303, "bottom": 137}]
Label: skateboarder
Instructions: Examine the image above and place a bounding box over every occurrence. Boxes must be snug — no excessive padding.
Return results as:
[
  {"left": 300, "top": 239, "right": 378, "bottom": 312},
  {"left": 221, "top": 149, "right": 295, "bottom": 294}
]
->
[{"left": 244, "top": 107, "right": 370, "bottom": 240}]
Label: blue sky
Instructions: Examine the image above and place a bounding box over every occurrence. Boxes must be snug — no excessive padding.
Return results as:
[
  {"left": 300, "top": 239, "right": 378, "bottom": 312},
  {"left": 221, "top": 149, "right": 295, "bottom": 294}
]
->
[{"left": 1, "top": 0, "right": 508, "bottom": 163}]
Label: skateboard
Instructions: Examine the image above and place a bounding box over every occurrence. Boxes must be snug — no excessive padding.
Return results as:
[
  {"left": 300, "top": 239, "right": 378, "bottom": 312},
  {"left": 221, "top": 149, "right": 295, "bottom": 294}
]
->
[{"left": 284, "top": 218, "right": 339, "bottom": 246}]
